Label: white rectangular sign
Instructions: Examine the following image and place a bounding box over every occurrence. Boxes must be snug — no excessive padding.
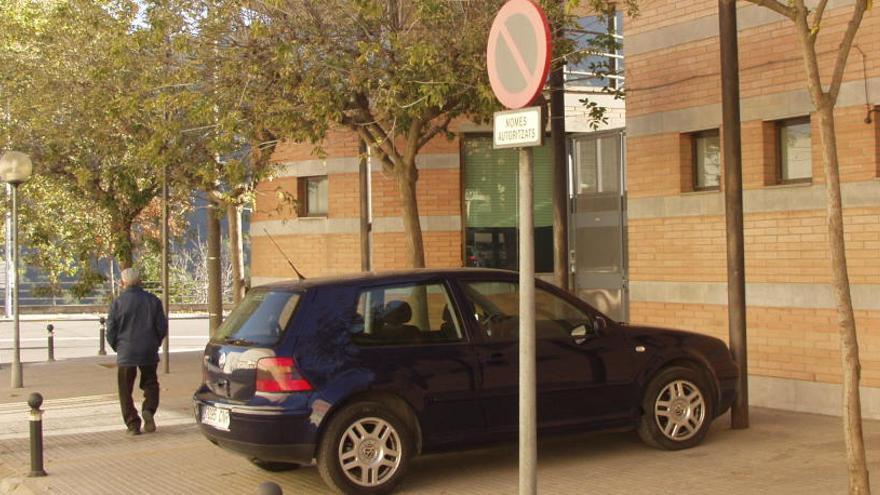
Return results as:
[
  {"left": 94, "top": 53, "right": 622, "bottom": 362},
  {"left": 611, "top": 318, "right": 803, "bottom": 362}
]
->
[{"left": 493, "top": 106, "right": 543, "bottom": 149}]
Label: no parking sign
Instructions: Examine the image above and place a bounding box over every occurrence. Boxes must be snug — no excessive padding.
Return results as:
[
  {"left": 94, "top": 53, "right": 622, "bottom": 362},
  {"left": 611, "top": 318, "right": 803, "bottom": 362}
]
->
[
  {"left": 487, "top": 0, "right": 552, "bottom": 110},
  {"left": 487, "top": 0, "right": 551, "bottom": 149}
]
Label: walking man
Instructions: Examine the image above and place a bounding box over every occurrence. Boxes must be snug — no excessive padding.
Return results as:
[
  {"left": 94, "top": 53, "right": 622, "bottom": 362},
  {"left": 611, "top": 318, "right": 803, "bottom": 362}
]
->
[{"left": 106, "top": 268, "right": 168, "bottom": 435}]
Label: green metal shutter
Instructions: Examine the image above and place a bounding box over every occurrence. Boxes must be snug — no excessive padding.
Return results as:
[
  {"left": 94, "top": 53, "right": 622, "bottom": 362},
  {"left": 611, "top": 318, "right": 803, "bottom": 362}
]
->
[{"left": 463, "top": 136, "right": 554, "bottom": 229}]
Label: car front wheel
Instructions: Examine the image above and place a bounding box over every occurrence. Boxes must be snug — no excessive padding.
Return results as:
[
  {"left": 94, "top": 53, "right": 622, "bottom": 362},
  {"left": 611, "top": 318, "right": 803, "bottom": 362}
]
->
[
  {"left": 317, "top": 402, "right": 412, "bottom": 494},
  {"left": 637, "top": 366, "right": 714, "bottom": 450}
]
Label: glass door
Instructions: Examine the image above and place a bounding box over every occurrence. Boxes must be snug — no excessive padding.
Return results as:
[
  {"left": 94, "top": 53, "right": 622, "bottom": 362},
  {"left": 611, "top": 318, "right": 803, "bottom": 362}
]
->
[{"left": 569, "top": 131, "right": 629, "bottom": 322}]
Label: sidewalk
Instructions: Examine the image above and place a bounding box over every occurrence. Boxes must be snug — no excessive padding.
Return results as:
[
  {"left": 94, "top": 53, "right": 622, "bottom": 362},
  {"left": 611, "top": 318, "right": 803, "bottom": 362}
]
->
[{"left": 0, "top": 353, "right": 878, "bottom": 494}]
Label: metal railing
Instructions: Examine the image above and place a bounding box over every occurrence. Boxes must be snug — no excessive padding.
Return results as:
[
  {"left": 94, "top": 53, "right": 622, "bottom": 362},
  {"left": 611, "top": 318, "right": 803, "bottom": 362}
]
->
[{"left": 1, "top": 280, "right": 233, "bottom": 309}]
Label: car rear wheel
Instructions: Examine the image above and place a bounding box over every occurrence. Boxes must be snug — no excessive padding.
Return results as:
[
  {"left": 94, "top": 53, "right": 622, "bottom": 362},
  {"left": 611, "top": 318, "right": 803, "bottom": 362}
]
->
[
  {"left": 637, "top": 366, "right": 714, "bottom": 450},
  {"left": 249, "top": 458, "right": 301, "bottom": 472},
  {"left": 317, "top": 402, "right": 412, "bottom": 494}
]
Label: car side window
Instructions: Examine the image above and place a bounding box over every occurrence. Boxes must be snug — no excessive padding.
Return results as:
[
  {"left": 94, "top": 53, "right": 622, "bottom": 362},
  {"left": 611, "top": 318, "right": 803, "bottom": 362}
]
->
[
  {"left": 349, "top": 282, "right": 463, "bottom": 346},
  {"left": 462, "top": 282, "right": 594, "bottom": 342}
]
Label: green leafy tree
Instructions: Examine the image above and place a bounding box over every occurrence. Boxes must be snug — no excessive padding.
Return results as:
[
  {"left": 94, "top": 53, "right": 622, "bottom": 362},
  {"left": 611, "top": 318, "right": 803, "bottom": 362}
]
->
[
  {"left": 0, "top": 0, "right": 176, "bottom": 269},
  {"left": 233, "top": 0, "right": 503, "bottom": 268},
  {"left": 233, "top": 0, "right": 630, "bottom": 268}
]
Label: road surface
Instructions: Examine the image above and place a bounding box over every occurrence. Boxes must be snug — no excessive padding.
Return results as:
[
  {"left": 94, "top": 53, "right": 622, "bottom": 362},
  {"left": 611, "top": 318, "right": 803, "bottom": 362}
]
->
[{"left": 0, "top": 314, "right": 209, "bottom": 364}]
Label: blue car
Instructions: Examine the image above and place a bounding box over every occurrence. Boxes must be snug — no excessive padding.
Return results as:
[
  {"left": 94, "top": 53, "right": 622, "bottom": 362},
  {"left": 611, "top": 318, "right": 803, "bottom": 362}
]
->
[{"left": 194, "top": 268, "right": 738, "bottom": 494}]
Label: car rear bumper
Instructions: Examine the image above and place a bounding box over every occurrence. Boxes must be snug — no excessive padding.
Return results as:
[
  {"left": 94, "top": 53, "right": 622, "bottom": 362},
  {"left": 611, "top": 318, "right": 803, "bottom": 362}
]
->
[{"left": 194, "top": 399, "right": 318, "bottom": 465}]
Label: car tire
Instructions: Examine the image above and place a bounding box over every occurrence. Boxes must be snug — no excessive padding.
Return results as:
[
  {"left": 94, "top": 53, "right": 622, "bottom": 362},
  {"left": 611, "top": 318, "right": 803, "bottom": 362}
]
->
[
  {"left": 317, "top": 401, "right": 413, "bottom": 495},
  {"left": 249, "top": 458, "right": 301, "bottom": 472},
  {"left": 637, "top": 366, "right": 715, "bottom": 450}
]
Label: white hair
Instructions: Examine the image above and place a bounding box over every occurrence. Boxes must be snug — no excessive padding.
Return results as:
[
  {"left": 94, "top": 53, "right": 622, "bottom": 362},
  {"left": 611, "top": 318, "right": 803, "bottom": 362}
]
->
[{"left": 120, "top": 268, "right": 141, "bottom": 286}]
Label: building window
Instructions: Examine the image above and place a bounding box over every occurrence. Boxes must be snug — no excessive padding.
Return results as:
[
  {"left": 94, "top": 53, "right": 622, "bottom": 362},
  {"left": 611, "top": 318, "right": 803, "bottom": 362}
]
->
[
  {"left": 298, "top": 175, "right": 328, "bottom": 216},
  {"left": 575, "top": 134, "right": 620, "bottom": 194},
  {"left": 462, "top": 136, "right": 554, "bottom": 272},
  {"left": 692, "top": 130, "right": 721, "bottom": 191},
  {"left": 777, "top": 117, "right": 812, "bottom": 183},
  {"left": 566, "top": 11, "right": 624, "bottom": 91}
]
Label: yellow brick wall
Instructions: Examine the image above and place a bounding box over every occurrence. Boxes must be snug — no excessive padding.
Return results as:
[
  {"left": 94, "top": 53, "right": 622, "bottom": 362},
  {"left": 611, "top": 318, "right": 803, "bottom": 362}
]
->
[
  {"left": 251, "top": 128, "right": 464, "bottom": 279},
  {"left": 629, "top": 208, "right": 880, "bottom": 284},
  {"left": 631, "top": 302, "right": 880, "bottom": 388},
  {"left": 627, "top": 2, "right": 880, "bottom": 391},
  {"left": 626, "top": 4, "right": 880, "bottom": 118}
]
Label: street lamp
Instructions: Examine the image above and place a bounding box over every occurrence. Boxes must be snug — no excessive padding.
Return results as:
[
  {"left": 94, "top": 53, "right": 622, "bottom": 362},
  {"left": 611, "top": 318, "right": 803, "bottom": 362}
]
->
[{"left": 0, "top": 151, "right": 33, "bottom": 389}]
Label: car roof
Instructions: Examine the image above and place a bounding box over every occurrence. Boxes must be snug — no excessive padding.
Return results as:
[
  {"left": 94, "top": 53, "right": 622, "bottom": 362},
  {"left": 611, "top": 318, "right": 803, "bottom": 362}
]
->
[{"left": 256, "top": 268, "right": 517, "bottom": 291}]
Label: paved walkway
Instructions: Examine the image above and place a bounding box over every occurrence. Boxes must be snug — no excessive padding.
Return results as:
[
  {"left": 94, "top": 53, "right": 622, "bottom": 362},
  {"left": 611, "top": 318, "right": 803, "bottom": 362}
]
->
[{"left": 0, "top": 353, "right": 878, "bottom": 494}]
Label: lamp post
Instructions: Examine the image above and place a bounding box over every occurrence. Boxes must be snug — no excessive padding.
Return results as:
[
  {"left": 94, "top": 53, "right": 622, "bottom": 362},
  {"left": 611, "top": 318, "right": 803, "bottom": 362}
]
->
[{"left": 0, "top": 151, "right": 33, "bottom": 388}]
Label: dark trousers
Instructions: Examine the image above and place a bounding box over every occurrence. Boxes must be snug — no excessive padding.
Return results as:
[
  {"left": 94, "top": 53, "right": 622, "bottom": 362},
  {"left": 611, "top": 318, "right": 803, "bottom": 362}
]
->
[{"left": 117, "top": 364, "right": 159, "bottom": 429}]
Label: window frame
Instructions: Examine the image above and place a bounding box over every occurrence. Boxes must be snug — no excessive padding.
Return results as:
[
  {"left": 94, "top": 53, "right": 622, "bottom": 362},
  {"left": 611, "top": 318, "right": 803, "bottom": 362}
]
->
[
  {"left": 349, "top": 279, "right": 468, "bottom": 347},
  {"left": 691, "top": 129, "right": 721, "bottom": 192},
  {"left": 209, "top": 289, "right": 302, "bottom": 346},
  {"left": 456, "top": 278, "right": 598, "bottom": 343},
  {"left": 565, "top": 11, "right": 624, "bottom": 91},
  {"left": 298, "top": 175, "right": 329, "bottom": 217},
  {"left": 459, "top": 134, "right": 555, "bottom": 272},
  {"left": 776, "top": 117, "right": 813, "bottom": 185}
]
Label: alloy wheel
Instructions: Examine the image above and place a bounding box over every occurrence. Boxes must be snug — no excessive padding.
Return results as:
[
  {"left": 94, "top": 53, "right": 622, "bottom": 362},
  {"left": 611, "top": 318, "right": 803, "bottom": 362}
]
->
[
  {"left": 654, "top": 379, "right": 706, "bottom": 441},
  {"left": 338, "top": 417, "right": 402, "bottom": 487}
]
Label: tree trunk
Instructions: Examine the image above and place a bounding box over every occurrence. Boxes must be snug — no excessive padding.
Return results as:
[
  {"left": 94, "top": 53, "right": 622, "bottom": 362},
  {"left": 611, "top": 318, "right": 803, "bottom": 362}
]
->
[
  {"left": 112, "top": 219, "right": 134, "bottom": 270},
  {"left": 397, "top": 162, "right": 426, "bottom": 268},
  {"left": 550, "top": 0, "right": 569, "bottom": 292},
  {"left": 227, "top": 203, "right": 245, "bottom": 304},
  {"left": 816, "top": 102, "right": 871, "bottom": 495},
  {"left": 207, "top": 204, "right": 223, "bottom": 335}
]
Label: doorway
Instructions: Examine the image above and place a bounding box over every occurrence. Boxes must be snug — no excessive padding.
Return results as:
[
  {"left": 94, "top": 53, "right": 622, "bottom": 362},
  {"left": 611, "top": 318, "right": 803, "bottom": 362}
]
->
[{"left": 569, "top": 130, "right": 629, "bottom": 322}]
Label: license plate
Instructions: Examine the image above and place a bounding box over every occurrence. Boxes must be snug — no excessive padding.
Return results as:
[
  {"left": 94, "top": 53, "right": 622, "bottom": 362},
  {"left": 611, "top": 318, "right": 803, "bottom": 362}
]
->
[{"left": 201, "top": 405, "right": 230, "bottom": 431}]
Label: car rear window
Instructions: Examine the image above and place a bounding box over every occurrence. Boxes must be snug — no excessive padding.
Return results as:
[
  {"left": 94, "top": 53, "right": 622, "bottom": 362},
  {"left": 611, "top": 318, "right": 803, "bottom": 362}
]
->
[{"left": 211, "top": 290, "right": 301, "bottom": 346}]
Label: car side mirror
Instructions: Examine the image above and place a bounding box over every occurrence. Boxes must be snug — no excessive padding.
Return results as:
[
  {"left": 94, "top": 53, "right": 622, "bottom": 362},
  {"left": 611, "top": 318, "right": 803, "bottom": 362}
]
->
[
  {"left": 594, "top": 316, "right": 608, "bottom": 332},
  {"left": 571, "top": 324, "right": 590, "bottom": 345}
]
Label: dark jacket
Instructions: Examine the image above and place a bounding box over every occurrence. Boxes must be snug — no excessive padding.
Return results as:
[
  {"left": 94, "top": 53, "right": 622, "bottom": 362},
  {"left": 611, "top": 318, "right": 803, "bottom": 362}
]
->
[{"left": 106, "top": 286, "right": 168, "bottom": 367}]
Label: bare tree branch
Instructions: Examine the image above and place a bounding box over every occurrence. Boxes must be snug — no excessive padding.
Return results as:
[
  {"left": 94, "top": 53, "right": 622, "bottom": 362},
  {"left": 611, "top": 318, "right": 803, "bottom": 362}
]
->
[
  {"left": 811, "top": 0, "right": 830, "bottom": 31},
  {"left": 351, "top": 124, "right": 395, "bottom": 174},
  {"left": 417, "top": 114, "right": 453, "bottom": 151},
  {"left": 828, "top": 0, "right": 869, "bottom": 103},
  {"left": 791, "top": 0, "right": 826, "bottom": 105},
  {"left": 746, "top": 0, "right": 797, "bottom": 20}
]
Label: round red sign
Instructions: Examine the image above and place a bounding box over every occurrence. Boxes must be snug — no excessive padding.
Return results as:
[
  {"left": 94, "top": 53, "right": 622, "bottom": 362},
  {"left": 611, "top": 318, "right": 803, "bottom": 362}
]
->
[{"left": 486, "top": 0, "right": 552, "bottom": 110}]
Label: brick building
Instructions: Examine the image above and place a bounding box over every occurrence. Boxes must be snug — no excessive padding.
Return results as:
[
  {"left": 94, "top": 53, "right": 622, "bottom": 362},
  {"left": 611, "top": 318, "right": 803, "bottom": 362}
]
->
[
  {"left": 250, "top": 4, "right": 880, "bottom": 418},
  {"left": 625, "top": 1, "right": 879, "bottom": 417}
]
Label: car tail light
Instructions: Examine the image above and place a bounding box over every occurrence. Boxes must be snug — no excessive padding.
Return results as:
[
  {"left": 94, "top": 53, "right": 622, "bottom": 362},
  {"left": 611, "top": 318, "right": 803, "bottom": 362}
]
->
[{"left": 255, "top": 357, "right": 312, "bottom": 393}]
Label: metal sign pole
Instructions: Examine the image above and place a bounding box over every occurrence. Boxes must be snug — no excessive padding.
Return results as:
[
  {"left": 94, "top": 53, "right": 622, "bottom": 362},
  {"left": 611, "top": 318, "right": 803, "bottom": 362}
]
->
[
  {"left": 161, "top": 162, "right": 170, "bottom": 374},
  {"left": 518, "top": 146, "right": 537, "bottom": 495},
  {"left": 486, "top": 4, "right": 551, "bottom": 492}
]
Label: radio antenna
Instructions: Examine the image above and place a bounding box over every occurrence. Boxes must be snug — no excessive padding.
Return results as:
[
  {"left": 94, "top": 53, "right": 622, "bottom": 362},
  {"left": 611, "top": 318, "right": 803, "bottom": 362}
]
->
[{"left": 262, "top": 228, "right": 305, "bottom": 280}]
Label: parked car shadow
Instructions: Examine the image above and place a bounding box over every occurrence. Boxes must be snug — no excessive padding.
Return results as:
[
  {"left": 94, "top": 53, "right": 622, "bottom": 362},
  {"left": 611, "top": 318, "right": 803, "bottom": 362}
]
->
[{"left": 397, "top": 412, "right": 735, "bottom": 493}]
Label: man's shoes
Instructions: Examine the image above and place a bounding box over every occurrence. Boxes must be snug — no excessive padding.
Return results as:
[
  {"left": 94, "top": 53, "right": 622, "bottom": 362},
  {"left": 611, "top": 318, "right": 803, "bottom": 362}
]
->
[
  {"left": 126, "top": 426, "right": 141, "bottom": 436},
  {"left": 143, "top": 410, "right": 156, "bottom": 433}
]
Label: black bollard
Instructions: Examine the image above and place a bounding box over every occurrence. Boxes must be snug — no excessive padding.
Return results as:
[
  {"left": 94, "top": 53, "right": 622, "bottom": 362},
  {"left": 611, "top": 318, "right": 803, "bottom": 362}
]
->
[
  {"left": 28, "top": 393, "right": 47, "bottom": 477},
  {"left": 256, "top": 481, "right": 283, "bottom": 495},
  {"left": 98, "top": 317, "right": 107, "bottom": 356},
  {"left": 46, "top": 324, "right": 55, "bottom": 362}
]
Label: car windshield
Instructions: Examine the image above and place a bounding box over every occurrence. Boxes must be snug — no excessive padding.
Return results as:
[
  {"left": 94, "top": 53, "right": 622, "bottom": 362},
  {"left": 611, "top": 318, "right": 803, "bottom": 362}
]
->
[{"left": 210, "top": 290, "right": 302, "bottom": 346}]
